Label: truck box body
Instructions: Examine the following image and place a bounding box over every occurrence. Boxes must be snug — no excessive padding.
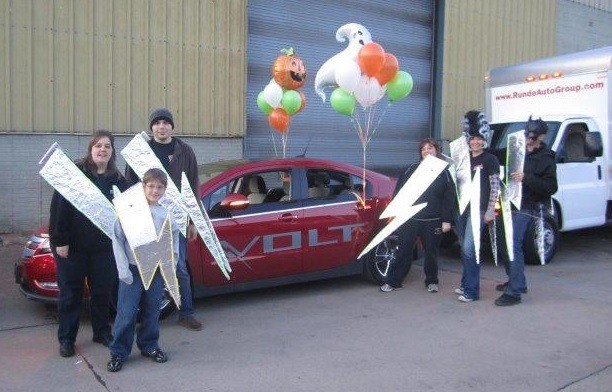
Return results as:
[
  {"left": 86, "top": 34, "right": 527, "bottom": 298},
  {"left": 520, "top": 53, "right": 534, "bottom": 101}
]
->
[{"left": 485, "top": 47, "right": 611, "bottom": 236}]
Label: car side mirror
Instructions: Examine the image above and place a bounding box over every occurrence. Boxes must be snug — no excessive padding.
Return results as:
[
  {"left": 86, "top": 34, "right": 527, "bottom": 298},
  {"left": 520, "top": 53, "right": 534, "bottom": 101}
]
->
[
  {"left": 584, "top": 132, "right": 603, "bottom": 158},
  {"left": 219, "top": 193, "right": 250, "bottom": 210}
]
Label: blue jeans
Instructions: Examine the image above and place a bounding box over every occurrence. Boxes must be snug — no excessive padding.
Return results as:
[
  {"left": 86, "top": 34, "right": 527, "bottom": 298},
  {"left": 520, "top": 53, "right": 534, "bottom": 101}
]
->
[
  {"left": 459, "top": 213, "right": 485, "bottom": 300},
  {"left": 110, "top": 264, "right": 163, "bottom": 361},
  {"left": 504, "top": 210, "right": 532, "bottom": 298},
  {"left": 177, "top": 233, "right": 194, "bottom": 319}
]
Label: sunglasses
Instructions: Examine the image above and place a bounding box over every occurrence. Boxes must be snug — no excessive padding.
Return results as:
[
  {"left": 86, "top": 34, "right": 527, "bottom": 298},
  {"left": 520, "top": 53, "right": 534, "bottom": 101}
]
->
[{"left": 526, "top": 133, "right": 539, "bottom": 141}]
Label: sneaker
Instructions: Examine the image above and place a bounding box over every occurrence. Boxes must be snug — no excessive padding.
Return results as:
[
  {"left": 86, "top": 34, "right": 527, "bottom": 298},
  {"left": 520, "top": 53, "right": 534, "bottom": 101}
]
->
[
  {"left": 141, "top": 348, "right": 168, "bottom": 363},
  {"left": 380, "top": 284, "right": 402, "bottom": 292},
  {"left": 107, "top": 355, "right": 123, "bottom": 372},
  {"left": 427, "top": 284, "right": 439, "bottom": 293},
  {"left": 178, "top": 316, "right": 202, "bottom": 331},
  {"left": 495, "top": 281, "right": 528, "bottom": 294},
  {"left": 457, "top": 295, "right": 475, "bottom": 303},
  {"left": 495, "top": 293, "right": 521, "bottom": 306},
  {"left": 454, "top": 287, "right": 465, "bottom": 295},
  {"left": 59, "top": 342, "right": 75, "bottom": 358}
]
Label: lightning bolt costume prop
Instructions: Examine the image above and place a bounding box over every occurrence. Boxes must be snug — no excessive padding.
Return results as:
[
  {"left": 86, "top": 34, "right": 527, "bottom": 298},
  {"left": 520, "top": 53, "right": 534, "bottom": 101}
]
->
[
  {"left": 358, "top": 155, "right": 448, "bottom": 259},
  {"left": 112, "top": 185, "right": 181, "bottom": 307},
  {"left": 121, "top": 132, "right": 231, "bottom": 279},
  {"left": 39, "top": 143, "right": 117, "bottom": 239}
]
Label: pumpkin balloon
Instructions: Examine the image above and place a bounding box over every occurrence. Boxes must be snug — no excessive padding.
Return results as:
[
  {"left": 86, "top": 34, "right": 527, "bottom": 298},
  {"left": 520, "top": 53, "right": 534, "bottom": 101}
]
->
[
  {"left": 268, "top": 107, "right": 290, "bottom": 133},
  {"left": 272, "top": 47, "right": 307, "bottom": 90}
]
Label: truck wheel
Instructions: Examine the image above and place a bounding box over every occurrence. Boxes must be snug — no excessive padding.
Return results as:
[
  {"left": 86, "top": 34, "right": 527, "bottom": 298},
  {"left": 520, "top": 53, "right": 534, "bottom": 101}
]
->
[{"left": 524, "top": 213, "right": 559, "bottom": 265}]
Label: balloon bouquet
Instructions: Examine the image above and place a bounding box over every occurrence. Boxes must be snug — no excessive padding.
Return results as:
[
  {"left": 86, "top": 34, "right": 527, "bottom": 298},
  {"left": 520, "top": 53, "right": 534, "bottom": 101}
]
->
[
  {"left": 257, "top": 48, "right": 307, "bottom": 158},
  {"left": 314, "top": 23, "right": 413, "bottom": 204}
]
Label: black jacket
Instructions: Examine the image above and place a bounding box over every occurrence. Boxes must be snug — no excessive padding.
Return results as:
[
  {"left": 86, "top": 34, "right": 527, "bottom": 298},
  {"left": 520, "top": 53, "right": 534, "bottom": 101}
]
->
[
  {"left": 521, "top": 144, "right": 558, "bottom": 209},
  {"left": 393, "top": 161, "right": 456, "bottom": 223},
  {"left": 49, "top": 164, "right": 129, "bottom": 253}
]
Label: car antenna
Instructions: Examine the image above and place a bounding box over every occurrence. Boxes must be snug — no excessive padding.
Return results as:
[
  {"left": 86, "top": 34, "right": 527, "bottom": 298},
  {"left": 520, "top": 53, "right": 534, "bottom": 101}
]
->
[{"left": 295, "top": 136, "right": 312, "bottom": 157}]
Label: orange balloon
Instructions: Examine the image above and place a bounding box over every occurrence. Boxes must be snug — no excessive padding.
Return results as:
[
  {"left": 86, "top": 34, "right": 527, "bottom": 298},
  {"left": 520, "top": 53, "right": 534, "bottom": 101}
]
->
[
  {"left": 374, "top": 53, "right": 399, "bottom": 86},
  {"left": 269, "top": 108, "right": 290, "bottom": 133},
  {"left": 296, "top": 90, "right": 306, "bottom": 113},
  {"left": 357, "top": 42, "right": 385, "bottom": 77}
]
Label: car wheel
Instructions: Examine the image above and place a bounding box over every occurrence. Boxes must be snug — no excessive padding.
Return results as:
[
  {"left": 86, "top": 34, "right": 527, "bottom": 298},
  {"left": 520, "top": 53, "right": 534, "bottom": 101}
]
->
[
  {"left": 363, "top": 235, "right": 400, "bottom": 284},
  {"left": 524, "top": 212, "right": 559, "bottom": 265}
]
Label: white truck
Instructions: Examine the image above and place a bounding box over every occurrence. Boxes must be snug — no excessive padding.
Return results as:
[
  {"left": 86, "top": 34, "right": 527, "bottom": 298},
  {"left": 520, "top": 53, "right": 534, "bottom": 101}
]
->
[{"left": 485, "top": 46, "right": 611, "bottom": 264}]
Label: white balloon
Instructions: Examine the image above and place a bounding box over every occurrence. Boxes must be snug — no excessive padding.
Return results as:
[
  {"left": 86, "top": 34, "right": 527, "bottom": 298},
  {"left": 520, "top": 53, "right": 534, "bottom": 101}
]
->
[
  {"left": 354, "top": 76, "right": 384, "bottom": 108},
  {"left": 335, "top": 61, "right": 361, "bottom": 93},
  {"left": 263, "top": 80, "right": 283, "bottom": 108}
]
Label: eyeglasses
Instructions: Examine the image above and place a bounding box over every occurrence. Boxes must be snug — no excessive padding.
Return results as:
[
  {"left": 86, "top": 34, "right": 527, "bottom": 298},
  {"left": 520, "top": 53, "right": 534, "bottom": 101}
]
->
[{"left": 526, "top": 133, "right": 539, "bottom": 141}]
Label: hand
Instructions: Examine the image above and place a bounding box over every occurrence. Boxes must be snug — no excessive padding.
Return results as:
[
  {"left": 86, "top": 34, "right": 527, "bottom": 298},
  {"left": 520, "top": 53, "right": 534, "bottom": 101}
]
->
[
  {"left": 441, "top": 222, "right": 451, "bottom": 233},
  {"left": 510, "top": 172, "right": 524, "bottom": 182},
  {"left": 484, "top": 210, "right": 495, "bottom": 224},
  {"left": 187, "top": 224, "right": 198, "bottom": 241},
  {"left": 56, "top": 245, "right": 69, "bottom": 258}
]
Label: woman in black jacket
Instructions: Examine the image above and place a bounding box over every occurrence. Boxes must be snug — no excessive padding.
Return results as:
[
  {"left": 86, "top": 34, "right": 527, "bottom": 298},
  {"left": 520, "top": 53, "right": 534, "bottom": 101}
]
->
[
  {"left": 49, "top": 130, "right": 128, "bottom": 357},
  {"left": 380, "top": 138, "right": 456, "bottom": 293}
]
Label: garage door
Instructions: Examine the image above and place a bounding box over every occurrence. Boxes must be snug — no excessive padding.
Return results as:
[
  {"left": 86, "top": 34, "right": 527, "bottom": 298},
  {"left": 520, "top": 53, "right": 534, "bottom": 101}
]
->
[{"left": 246, "top": 0, "right": 434, "bottom": 173}]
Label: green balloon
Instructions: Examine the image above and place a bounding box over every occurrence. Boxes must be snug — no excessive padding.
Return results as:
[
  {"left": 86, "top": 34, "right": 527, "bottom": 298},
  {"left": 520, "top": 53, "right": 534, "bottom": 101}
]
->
[
  {"left": 281, "top": 90, "right": 301, "bottom": 115},
  {"left": 386, "top": 71, "right": 413, "bottom": 102},
  {"left": 330, "top": 88, "right": 356, "bottom": 116},
  {"left": 257, "top": 91, "right": 273, "bottom": 115}
]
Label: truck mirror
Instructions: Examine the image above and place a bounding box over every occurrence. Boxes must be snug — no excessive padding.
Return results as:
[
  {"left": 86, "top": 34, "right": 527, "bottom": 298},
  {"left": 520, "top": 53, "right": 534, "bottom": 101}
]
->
[{"left": 584, "top": 132, "right": 603, "bottom": 158}]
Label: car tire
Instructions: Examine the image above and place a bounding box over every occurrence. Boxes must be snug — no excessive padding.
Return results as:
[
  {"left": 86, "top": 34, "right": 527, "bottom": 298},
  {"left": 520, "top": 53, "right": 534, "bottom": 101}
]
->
[
  {"left": 363, "top": 235, "right": 400, "bottom": 284},
  {"left": 524, "top": 212, "right": 559, "bottom": 265}
]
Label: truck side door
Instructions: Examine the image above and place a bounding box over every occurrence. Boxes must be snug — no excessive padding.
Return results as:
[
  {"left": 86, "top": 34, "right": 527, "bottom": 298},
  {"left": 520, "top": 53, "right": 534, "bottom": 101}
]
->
[{"left": 554, "top": 120, "right": 607, "bottom": 230}]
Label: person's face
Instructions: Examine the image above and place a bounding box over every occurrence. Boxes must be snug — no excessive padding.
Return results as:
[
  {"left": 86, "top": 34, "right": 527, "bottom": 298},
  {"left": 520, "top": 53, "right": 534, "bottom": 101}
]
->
[
  {"left": 91, "top": 137, "right": 113, "bottom": 169},
  {"left": 525, "top": 132, "right": 544, "bottom": 152},
  {"left": 468, "top": 136, "right": 485, "bottom": 153},
  {"left": 420, "top": 143, "right": 437, "bottom": 159},
  {"left": 151, "top": 119, "right": 173, "bottom": 143},
  {"left": 143, "top": 180, "right": 166, "bottom": 205}
]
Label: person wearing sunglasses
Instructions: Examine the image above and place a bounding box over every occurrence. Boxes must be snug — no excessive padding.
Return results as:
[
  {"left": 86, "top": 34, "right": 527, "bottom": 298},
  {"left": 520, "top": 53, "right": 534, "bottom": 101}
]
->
[{"left": 495, "top": 116, "right": 558, "bottom": 306}]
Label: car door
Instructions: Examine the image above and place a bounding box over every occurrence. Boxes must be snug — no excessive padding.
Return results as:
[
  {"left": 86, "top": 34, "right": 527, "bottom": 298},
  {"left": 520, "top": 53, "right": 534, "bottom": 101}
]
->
[
  {"left": 299, "top": 168, "right": 379, "bottom": 272},
  {"left": 196, "top": 168, "right": 303, "bottom": 286}
]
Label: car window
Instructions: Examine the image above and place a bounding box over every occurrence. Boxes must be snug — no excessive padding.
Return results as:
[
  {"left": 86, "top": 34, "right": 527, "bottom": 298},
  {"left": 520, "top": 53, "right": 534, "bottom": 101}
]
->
[{"left": 305, "top": 169, "right": 368, "bottom": 200}]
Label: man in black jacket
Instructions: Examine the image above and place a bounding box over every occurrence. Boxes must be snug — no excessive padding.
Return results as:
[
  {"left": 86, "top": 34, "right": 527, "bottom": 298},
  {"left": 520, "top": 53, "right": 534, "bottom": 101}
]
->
[{"left": 495, "top": 116, "right": 558, "bottom": 306}]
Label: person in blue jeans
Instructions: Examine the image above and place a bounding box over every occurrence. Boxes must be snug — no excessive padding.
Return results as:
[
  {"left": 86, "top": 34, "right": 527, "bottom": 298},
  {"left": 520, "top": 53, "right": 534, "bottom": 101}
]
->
[
  {"left": 107, "top": 168, "right": 179, "bottom": 372},
  {"left": 494, "top": 116, "right": 557, "bottom": 306},
  {"left": 455, "top": 110, "right": 500, "bottom": 303},
  {"left": 126, "top": 108, "right": 202, "bottom": 331}
]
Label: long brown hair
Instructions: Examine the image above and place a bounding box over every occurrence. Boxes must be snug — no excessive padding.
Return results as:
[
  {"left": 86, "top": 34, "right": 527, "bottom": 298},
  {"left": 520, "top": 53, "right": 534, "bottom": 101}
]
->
[{"left": 79, "top": 130, "right": 120, "bottom": 176}]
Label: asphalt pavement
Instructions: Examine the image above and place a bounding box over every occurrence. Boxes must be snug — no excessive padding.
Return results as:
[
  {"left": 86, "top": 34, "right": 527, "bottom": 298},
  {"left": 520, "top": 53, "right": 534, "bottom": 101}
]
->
[{"left": 1, "top": 228, "right": 611, "bottom": 392}]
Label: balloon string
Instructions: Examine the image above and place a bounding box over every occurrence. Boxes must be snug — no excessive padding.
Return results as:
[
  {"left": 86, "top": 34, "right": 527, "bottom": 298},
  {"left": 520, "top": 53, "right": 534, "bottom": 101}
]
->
[
  {"left": 367, "top": 102, "right": 391, "bottom": 144},
  {"left": 270, "top": 130, "right": 279, "bottom": 157}
]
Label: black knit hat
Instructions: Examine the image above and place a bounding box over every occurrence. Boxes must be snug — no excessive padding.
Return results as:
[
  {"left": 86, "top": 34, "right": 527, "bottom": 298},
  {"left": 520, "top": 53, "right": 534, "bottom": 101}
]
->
[
  {"left": 525, "top": 115, "right": 548, "bottom": 135},
  {"left": 149, "top": 108, "right": 174, "bottom": 130}
]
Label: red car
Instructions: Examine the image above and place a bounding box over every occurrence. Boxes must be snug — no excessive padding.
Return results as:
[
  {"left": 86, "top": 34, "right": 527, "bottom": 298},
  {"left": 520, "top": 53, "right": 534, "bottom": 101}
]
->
[{"left": 15, "top": 157, "right": 399, "bottom": 312}]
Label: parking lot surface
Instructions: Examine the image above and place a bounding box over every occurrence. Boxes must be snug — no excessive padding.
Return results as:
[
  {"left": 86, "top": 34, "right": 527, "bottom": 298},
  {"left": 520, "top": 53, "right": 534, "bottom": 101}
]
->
[{"left": 1, "top": 227, "right": 611, "bottom": 392}]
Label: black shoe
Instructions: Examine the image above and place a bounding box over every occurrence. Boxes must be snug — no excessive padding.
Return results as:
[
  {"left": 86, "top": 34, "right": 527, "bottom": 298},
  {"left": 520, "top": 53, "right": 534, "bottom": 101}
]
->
[
  {"left": 141, "top": 348, "right": 168, "bottom": 363},
  {"left": 93, "top": 334, "right": 113, "bottom": 347},
  {"left": 495, "top": 281, "right": 528, "bottom": 294},
  {"left": 59, "top": 342, "right": 75, "bottom": 358},
  {"left": 107, "top": 355, "right": 123, "bottom": 372},
  {"left": 495, "top": 293, "right": 522, "bottom": 306}
]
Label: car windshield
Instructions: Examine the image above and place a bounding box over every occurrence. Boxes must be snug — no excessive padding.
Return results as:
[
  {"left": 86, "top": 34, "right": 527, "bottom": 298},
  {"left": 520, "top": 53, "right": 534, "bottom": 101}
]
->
[
  {"left": 198, "top": 159, "right": 250, "bottom": 186},
  {"left": 490, "top": 121, "right": 560, "bottom": 150}
]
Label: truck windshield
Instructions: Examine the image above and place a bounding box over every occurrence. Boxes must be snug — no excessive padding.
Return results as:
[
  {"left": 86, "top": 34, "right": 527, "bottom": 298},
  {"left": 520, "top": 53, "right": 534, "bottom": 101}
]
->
[{"left": 490, "top": 122, "right": 560, "bottom": 150}]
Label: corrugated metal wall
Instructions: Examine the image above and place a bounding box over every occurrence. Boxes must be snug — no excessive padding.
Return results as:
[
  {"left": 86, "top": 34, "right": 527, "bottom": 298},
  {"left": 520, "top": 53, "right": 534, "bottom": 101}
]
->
[
  {"left": 440, "top": 0, "right": 557, "bottom": 140},
  {"left": 245, "top": 0, "right": 435, "bottom": 171},
  {"left": 0, "top": 0, "right": 247, "bottom": 136}
]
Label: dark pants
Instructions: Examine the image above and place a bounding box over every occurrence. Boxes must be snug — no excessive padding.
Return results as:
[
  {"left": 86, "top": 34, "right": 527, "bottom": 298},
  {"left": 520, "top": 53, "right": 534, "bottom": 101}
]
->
[
  {"left": 385, "top": 219, "right": 443, "bottom": 288},
  {"left": 54, "top": 248, "right": 117, "bottom": 345}
]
